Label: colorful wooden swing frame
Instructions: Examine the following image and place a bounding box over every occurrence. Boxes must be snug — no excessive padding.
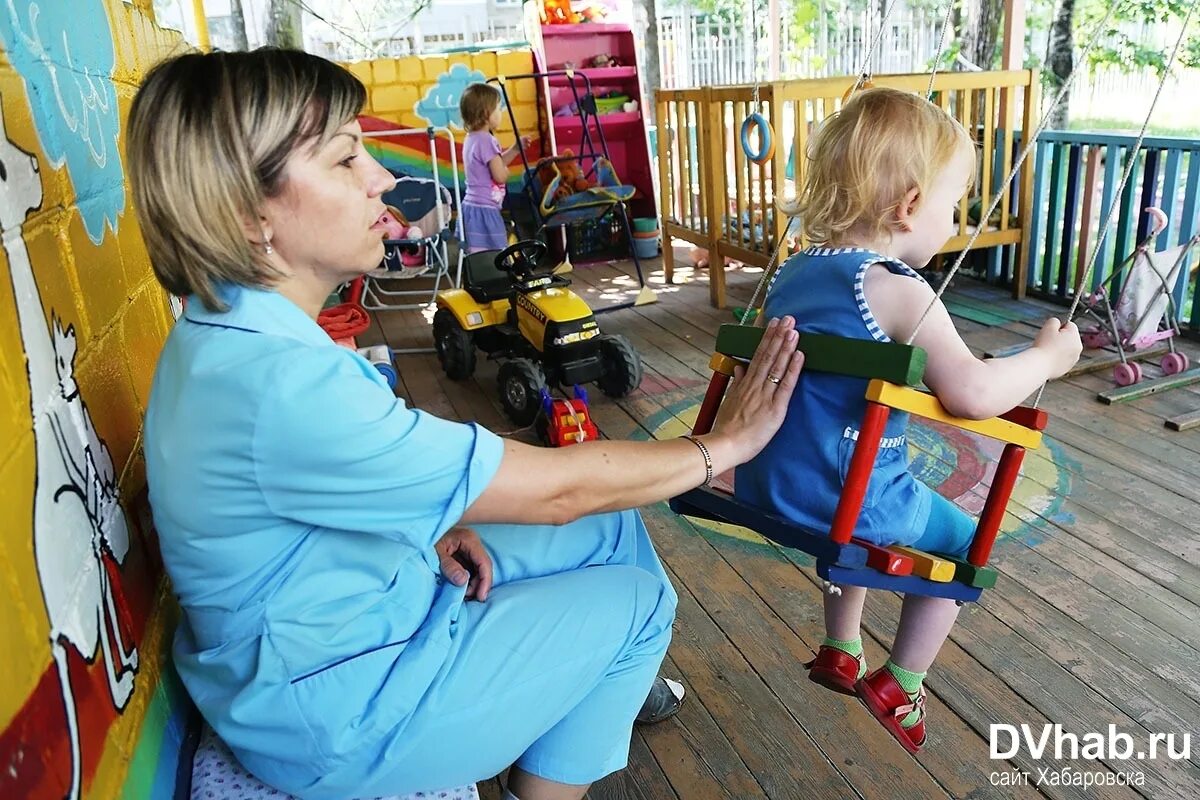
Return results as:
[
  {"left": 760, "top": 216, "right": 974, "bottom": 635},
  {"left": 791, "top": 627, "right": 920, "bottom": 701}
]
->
[{"left": 670, "top": 324, "right": 1049, "bottom": 602}]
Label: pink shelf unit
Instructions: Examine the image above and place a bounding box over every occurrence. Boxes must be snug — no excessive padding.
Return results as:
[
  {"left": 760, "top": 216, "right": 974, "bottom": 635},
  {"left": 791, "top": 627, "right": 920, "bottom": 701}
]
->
[{"left": 538, "top": 23, "right": 656, "bottom": 221}]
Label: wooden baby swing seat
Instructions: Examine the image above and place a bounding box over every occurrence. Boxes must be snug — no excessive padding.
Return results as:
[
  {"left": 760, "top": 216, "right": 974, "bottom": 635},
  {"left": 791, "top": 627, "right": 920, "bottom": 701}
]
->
[{"left": 670, "top": 324, "right": 1048, "bottom": 603}]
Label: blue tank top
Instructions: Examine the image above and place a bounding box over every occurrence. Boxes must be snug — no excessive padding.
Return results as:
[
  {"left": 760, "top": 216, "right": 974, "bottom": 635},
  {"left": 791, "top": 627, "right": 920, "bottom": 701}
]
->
[{"left": 734, "top": 246, "right": 933, "bottom": 547}]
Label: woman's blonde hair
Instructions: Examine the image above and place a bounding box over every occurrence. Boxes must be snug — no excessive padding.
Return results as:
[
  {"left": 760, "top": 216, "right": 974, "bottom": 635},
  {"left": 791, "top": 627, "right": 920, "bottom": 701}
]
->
[
  {"left": 127, "top": 49, "right": 366, "bottom": 311},
  {"left": 783, "top": 87, "right": 974, "bottom": 244},
  {"left": 460, "top": 83, "right": 501, "bottom": 132}
]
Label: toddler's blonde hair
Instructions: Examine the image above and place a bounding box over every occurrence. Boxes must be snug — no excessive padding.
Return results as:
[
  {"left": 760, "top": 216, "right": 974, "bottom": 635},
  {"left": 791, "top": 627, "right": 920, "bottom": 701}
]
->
[{"left": 783, "top": 87, "right": 974, "bottom": 244}]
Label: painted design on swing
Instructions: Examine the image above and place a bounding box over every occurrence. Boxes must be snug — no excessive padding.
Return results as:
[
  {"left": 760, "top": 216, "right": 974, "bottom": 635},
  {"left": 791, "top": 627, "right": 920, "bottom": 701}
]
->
[{"left": 648, "top": 398, "right": 1075, "bottom": 553}]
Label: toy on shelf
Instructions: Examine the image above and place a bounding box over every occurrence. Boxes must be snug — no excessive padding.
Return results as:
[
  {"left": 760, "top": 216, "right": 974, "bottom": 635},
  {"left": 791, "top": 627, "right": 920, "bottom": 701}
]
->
[
  {"left": 538, "top": 386, "right": 600, "bottom": 446},
  {"left": 541, "top": 0, "right": 581, "bottom": 24},
  {"left": 534, "top": 20, "right": 656, "bottom": 226}
]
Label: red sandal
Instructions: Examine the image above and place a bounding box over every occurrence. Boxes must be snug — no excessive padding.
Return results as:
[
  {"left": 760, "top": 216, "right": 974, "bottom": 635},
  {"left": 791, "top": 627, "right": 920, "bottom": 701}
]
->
[
  {"left": 856, "top": 667, "right": 927, "bottom": 754},
  {"left": 803, "top": 646, "right": 865, "bottom": 696}
]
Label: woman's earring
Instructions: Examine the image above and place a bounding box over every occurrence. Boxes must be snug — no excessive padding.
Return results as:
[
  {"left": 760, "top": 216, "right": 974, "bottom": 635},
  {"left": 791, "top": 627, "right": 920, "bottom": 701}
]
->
[{"left": 264, "top": 240, "right": 274, "bottom": 256}]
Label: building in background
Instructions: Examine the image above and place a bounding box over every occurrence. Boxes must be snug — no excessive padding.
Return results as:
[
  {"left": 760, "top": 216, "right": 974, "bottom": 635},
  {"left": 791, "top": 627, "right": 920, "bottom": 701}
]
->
[{"left": 153, "top": 0, "right": 526, "bottom": 59}]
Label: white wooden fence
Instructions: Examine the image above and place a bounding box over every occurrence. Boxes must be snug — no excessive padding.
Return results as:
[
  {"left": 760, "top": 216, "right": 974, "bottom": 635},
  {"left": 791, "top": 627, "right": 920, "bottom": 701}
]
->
[{"left": 657, "top": 5, "right": 947, "bottom": 88}]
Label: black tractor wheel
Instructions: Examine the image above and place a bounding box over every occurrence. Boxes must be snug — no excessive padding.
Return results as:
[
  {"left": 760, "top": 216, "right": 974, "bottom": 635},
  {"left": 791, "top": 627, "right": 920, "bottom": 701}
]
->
[
  {"left": 596, "top": 334, "right": 643, "bottom": 397},
  {"left": 497, "top": 358, "right": 546, "bottom": 426},
  {"left": 433, "top": 308, "right": 476, "bottom": 380}
]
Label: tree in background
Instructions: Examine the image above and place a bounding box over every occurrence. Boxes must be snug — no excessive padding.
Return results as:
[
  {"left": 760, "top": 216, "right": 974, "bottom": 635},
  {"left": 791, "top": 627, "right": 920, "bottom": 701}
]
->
[
  {"left": 229, "top": 0, "right": 249, "bottom": 50},
  {"left": 1044, "top": 0, "right": 1075, "bottom": 128},
  {"left": 634, "top": 0, "right": 662, "bottom": 123},
  {"left": 955, "top": 0, "right": 1006, "bottom": 69},
  {"left": 1039, "top": 0, "right": 1200, "bottom": 129},
  {"left": 267, "top": 0, "right": 303, "bottom": 48},
  {"left": 302, "top": 0, "right": 433, "bottom": 60}
]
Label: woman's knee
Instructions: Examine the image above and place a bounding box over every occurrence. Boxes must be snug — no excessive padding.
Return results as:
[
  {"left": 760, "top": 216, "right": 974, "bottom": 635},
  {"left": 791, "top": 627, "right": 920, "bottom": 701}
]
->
[{"left": 597, "top": 564, "right": 677, "bottom": 640}]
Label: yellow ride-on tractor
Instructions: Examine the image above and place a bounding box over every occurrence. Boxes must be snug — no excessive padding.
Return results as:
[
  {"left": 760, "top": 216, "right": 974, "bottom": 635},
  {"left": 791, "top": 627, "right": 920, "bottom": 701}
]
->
[{"left": 432, "top": 240, "right": 643, "bottom": 425}]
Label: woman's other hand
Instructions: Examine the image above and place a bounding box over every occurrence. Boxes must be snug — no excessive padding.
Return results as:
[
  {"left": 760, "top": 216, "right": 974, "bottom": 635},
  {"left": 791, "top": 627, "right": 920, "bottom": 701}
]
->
[
  {"left": 712, "top": 316, "right": 803, "bottom": 462},
  {"left": 435, "top": 526, "right": 494, "bottom": 601}
]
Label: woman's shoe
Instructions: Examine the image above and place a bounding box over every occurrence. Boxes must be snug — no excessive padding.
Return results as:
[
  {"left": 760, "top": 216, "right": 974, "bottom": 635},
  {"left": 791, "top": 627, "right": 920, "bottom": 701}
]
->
[
  {"left": 855, "top": 667, "right": 927, "bottom": 754},
  {"left": 804, "top": 645, "right": 864, "bottom": 695},
  {"left": 635, "top": 676, "right": 686, "bottom": 725}
]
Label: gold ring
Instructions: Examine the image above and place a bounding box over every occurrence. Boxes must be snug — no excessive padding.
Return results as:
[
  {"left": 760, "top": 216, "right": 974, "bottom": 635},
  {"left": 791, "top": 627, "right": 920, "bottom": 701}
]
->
[{"left": 767, "top": 374, "right": 781, "bottom": 384}]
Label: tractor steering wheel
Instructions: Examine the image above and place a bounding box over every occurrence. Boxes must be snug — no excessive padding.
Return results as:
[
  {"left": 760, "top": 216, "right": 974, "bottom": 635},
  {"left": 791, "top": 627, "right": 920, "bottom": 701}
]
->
[{"left": 494, "top": 239, "right": 548, "bottom": 279}]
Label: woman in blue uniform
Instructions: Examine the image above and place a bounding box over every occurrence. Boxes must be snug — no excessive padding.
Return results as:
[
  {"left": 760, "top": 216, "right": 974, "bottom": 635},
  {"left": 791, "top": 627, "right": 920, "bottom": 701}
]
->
[{"left": 127, "top": 49, "right": 803, "bottom": 800}]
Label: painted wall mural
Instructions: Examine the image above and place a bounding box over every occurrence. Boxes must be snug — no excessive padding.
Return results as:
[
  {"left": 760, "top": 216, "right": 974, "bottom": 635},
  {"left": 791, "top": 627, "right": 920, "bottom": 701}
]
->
[
  {"left": 0, "top": 2, "right": 189, "bottom": 799},
  {"left": 346, "top": 49, "right": 541, "bottom": 192},
  {"left": 0, "top": 0, "right": 125, "bottom": 243}
]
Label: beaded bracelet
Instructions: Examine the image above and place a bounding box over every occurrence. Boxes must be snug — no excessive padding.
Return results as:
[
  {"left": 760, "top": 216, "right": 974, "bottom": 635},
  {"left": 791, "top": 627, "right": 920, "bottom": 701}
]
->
[{"left": 684, "top": 435, "right": 713, "bottom": 487}]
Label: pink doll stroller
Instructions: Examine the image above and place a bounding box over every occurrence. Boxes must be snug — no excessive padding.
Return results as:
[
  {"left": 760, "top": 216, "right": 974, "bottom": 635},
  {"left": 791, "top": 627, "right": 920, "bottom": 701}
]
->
[{"left": 1077, "top": 207, "right": 1200, "bottom": 386}]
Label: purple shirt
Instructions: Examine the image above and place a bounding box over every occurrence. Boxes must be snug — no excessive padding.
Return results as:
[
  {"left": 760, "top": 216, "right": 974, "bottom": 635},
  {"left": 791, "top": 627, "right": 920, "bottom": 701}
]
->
[{"left": 463, "top": 130, "right": 506, "bottom": 208}]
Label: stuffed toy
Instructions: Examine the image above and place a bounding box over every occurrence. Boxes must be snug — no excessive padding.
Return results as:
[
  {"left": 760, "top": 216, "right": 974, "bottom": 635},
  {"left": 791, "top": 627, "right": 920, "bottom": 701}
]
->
[
  {"left": 589, "top": 53, "right": 621, "bottom": 68},
  {"left": 541, "top": 0, "right": 580, "bottom": 24},
  {"left": 536, "top": 150, "right": 593, "bottom": 204},
  {"left": 374, "top": 207, "right": 425, "bottom": 267},
  {"left": 578, "top": 3, "right": 608, "bottom": 22}
]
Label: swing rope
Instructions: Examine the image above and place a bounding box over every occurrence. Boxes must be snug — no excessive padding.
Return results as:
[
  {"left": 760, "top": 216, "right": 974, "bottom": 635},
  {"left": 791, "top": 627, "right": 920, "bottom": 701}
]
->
[
  {"left": 849, "top": 0, "right": 901, "bottom": 97},
  {"left": 926, "top": 1, "right": 957, "bottom": 100},
  {"left": 1028, "top": 0, "right": 1199, "bottom": 407},
  {"left": 737, "top": 0, "right": 959, "bottom": 328},
  {"left": 902, "top": 0, "right": 1128, "bottom": 347}
]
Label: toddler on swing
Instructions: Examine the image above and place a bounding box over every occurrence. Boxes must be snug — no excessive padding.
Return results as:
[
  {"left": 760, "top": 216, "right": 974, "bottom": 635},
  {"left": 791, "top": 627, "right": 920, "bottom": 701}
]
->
[{"left": 735, "top": 87, "right": 1082, "bottom": 753}]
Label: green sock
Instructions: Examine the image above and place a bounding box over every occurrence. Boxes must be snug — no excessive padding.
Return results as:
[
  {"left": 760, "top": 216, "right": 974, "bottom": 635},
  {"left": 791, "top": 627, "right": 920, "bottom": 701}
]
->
[
  {"left": 822, "top": 636, "right": 866, "bottom": 679},
  {"left": 885, "top": 661, "right": 927, "bottom": 728}
]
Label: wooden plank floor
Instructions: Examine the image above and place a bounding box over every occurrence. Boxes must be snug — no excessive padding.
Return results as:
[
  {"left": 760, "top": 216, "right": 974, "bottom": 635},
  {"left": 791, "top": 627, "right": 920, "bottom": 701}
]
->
[{"left": 365, "top": 252, "right": 1200, "bottom": 799}]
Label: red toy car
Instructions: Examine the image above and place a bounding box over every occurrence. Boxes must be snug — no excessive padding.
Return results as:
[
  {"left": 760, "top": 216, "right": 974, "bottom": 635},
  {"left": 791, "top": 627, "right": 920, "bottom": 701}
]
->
[{"left": 539, "top": 387, "right": 599, "bottom": 446}]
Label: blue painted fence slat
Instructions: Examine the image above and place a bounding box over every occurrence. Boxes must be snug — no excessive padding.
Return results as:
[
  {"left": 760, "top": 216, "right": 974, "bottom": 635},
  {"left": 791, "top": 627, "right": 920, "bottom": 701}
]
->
[
  {"left": 1026, "top": 140, "right": 1049, "bottom": 290},
  {"left": 1042, "top": 143, "right": 1065, "bottom": 293},
  {"left": 1096, "top": 144, "right": 1122, "bottom": 290},
  {"left": 1059, "top": 144, "right": 1083, "bottom": 298},
  {"left": 1025, "top": 131, "right": 1200, "bottom": 333}
]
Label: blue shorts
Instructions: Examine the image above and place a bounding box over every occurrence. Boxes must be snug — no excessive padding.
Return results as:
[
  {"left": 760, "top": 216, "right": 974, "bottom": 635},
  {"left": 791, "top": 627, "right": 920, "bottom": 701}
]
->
[{"left": 909, "top": 491, "right": 976, "bottom": 557}]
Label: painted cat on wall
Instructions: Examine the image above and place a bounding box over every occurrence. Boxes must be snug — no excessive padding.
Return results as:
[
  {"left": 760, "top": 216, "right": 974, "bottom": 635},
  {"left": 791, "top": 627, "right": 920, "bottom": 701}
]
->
[{"left": 0, "top": 97, "right": 138, "bottom": 800}]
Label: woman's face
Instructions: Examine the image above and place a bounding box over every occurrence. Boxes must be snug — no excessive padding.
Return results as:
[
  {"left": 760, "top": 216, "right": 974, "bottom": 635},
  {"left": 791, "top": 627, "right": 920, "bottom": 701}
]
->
[{"left": 261, "top": 118, "right": 396, "bottom": 285}]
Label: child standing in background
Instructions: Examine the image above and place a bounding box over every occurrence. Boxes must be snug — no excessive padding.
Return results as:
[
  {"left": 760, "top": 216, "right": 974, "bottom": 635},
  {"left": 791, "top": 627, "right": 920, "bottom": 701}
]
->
[
  {"left": 459, "top": 82, "right": 531, "bottom": 253},
  {"left": 734, "top": 88, "right": 1082, "bottom": 754}
]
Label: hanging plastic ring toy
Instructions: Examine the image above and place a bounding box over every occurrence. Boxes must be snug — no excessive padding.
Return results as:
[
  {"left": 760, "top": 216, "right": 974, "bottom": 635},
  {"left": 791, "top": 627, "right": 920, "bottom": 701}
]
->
[
  {"left": 740, "top": 113, "right": 775, "bottom": 165},
  {"left": 843, "top": 77, "right": 875, "bottom": 103}
]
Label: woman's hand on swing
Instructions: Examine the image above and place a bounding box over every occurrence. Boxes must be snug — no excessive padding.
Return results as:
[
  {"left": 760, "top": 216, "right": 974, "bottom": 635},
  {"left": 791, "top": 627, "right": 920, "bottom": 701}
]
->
[
  {"left": 435, "top": 526, "right": 494, "bottom": 601},
  {"left": 713, "top": 316, "right": 803, "bottom": 461}
]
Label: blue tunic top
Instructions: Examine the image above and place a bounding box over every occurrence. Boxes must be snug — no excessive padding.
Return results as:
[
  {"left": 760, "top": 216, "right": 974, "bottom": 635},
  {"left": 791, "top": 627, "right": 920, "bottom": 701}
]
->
[
  {"left": 734, "top": 247, "right": 934, "bottom": 546},
  {"left": 144, "top": 284, "right": 505, "bottom": 783}
]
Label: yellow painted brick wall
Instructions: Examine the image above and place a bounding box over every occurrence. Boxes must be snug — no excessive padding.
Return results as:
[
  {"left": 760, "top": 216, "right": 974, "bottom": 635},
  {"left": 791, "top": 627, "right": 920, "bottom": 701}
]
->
[
  {"left": 0, "top": 2, "right": 184, "bottom": 798},
  {"left": 351, "top": 48, "right": 540, "bottom": 139}
]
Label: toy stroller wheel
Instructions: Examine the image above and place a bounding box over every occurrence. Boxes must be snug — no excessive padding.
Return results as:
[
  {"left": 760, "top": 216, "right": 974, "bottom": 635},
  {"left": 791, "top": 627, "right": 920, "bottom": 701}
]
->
[
  {"left": 433, "top": 309, "right": 476, "bottom": 380},
  {"left": 596, "top": 334, "right": 643, "bottom": 397},
  {"left": 498, "top": 358, "right": 546, "bottom": 426},
  {"left": 1113, "top": 362, "right": 1142, "bottom": 386},
  {"left": 1081, "top": 329, "right": 1110, "bottom": 350},
  {"left": 1161, "top": 353, "right": 1190, "bottom": 375}
]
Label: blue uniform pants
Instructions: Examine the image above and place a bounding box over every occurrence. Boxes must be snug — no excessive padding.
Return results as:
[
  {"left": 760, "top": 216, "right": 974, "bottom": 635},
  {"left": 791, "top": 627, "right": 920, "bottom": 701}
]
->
[{"left": 358, "top": 508, "right": 677, "bottom": 794}]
